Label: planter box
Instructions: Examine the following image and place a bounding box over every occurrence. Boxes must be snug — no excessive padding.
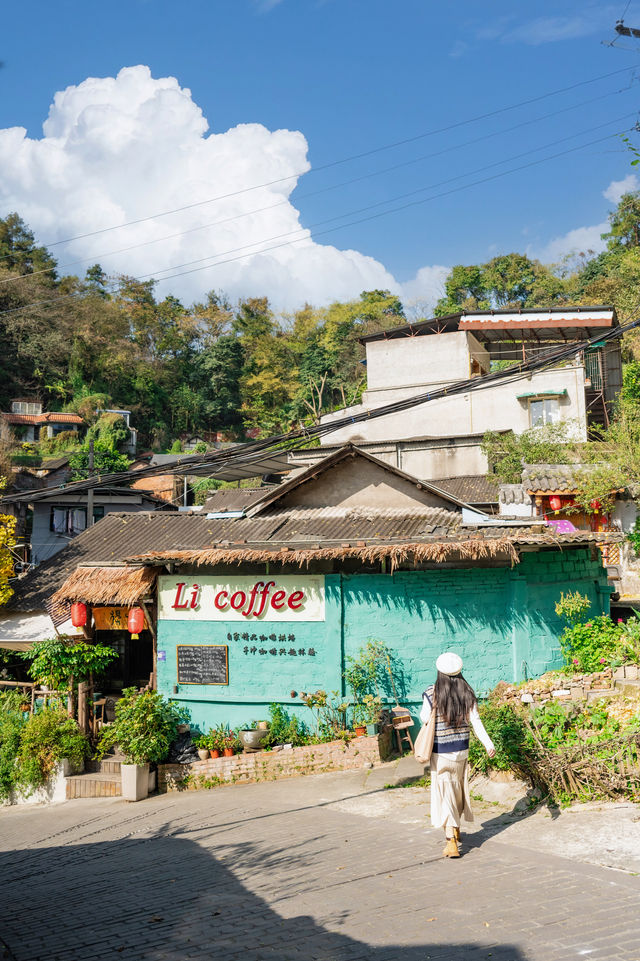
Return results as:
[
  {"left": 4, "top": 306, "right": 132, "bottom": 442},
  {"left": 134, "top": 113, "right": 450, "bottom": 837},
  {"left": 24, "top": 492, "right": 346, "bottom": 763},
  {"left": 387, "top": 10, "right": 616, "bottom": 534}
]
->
[
  {"left": 2, "top": 759, "right": 80, "bottom": 807},
  {"left": 121, "top": 763, "right": 150, "bottom": 802},
  {"left": 159, "top": 727, "right": 394, "bottom": 793}
]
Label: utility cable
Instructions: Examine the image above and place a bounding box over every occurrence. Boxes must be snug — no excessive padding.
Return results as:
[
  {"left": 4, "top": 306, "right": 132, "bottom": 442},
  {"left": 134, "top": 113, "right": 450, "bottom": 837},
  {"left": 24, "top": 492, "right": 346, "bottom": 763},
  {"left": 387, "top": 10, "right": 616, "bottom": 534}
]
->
[
  {"left": 0, "top": 118, "right": 634, "bottom": 320},
  {"left": 1, "top": 63, "right": 635, "bottom": 258},
  {"left": 1, "top": 82, "right": 632, "bottom": 288},
  {"left": 3, "top": 313, "right": 638, "bottom": 506}
]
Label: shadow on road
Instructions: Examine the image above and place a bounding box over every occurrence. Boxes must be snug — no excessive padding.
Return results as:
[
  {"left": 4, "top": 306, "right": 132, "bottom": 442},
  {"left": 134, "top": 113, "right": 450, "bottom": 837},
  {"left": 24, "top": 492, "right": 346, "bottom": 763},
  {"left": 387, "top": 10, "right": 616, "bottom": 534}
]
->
[{"left": 1, "top": 826, "right": 531, "bottom": 961}]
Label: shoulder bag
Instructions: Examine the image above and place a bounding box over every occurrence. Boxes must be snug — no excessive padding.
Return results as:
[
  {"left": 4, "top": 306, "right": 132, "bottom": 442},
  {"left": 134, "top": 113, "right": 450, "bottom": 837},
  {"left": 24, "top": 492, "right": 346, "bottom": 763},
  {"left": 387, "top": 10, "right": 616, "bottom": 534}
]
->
[{"left": 414, "top": 697, "right": 436, "bottom": 765}]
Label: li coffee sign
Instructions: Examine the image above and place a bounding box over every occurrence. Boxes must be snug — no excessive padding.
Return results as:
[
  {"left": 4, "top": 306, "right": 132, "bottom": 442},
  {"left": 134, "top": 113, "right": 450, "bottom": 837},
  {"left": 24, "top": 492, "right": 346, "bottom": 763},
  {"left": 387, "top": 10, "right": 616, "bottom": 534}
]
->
[{"left": 157, "top": 575, "right": 325, "bottom": 622}]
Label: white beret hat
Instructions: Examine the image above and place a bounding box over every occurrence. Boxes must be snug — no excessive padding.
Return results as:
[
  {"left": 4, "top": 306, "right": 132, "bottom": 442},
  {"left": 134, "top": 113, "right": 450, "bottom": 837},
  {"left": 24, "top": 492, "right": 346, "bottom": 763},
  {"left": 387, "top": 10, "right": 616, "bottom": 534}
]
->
[{"left": 436, "top": 652, "right": 463, "bottom": 676}]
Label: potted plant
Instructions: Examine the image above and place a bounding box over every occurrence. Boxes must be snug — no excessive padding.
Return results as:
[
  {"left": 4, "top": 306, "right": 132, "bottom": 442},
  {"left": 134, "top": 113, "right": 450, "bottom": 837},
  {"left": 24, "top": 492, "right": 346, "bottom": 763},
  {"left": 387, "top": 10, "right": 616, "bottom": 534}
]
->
[
  {"left": 222, "top": 729, "right": 239, "bottom": 757},
  {"left": 352, "top": 703, "right": 367, "bottom": 737},
  {"left": 362, "top": 694, "right": 383, "bottom": 735},
  {"left": 96, "top": 687, "right": 188, "bottom": 801},
  {"left": 207, "top": 724, "right": 226, "bottom": 758},
  {"left": 194, "top": 735, "right": 210, "bottom": 761}
]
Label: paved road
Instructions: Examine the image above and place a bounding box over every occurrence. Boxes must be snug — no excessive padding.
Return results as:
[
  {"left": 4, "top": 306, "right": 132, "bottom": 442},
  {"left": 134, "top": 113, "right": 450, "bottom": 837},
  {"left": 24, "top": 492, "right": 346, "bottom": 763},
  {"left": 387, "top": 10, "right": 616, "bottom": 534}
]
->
[{"left": 1, "top": 766, "right": 639, "bottom": 961}]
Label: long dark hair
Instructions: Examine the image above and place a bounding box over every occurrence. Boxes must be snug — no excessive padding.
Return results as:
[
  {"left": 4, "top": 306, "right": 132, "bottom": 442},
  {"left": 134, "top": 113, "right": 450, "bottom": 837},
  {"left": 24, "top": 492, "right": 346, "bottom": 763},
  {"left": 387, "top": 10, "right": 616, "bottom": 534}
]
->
[{"left": 434, "top": 671, "right": 477, "bottom": 727}]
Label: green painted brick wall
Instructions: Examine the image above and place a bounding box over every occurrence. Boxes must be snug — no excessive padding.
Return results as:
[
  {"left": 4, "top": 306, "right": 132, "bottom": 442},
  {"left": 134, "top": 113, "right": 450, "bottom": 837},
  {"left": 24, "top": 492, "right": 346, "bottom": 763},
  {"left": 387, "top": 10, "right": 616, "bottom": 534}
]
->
[{"left": 157, "top": 549, "right": 611, "bottom": 733}]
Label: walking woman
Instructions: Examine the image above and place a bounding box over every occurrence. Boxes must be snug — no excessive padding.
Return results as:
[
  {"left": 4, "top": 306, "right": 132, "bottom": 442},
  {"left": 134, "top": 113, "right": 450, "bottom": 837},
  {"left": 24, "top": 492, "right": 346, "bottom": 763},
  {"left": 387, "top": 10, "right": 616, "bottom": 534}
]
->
[{"left": 420, "top": 652, "right": 495, "bottom": 858}]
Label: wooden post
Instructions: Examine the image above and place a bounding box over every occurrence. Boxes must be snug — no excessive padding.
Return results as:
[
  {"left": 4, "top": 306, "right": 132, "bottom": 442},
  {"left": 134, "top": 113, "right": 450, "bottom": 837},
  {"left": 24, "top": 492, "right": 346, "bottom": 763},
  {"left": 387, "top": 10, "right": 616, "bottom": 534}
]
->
[
  {"left": 77, "top": 682, "right": 88, "bottom": 734},
  {"left": 141, "top": 599, "right": 157, "bottom": 691}
]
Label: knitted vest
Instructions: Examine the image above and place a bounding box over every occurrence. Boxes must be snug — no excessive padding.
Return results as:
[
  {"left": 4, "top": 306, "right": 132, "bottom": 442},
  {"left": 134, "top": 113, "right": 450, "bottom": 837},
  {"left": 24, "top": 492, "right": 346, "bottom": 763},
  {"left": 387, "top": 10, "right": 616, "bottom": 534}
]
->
[{"left": 423, "top": 685, "right": 470, "bottom": 754}]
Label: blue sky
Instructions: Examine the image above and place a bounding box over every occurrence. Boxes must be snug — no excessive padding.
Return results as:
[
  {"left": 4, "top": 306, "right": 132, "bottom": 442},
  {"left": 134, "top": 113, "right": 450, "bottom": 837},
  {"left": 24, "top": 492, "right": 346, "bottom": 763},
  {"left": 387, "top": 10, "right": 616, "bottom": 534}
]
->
[{"left": 1, "top": 0, "right": 639, "bottom": 310}]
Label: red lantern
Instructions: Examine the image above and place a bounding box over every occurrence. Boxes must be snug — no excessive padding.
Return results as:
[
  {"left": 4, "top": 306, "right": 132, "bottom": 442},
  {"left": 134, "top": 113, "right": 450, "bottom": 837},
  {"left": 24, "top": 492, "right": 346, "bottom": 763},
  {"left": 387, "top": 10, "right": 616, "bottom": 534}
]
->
[
  {"left": 70, "top": 602, "right": 87, "bottom": 628},
  {"left": 549, "top": 495, "right": 562, "bottom": 512},
  {"left": 127, "top": 606, "right": 145, "bottom": 639}
]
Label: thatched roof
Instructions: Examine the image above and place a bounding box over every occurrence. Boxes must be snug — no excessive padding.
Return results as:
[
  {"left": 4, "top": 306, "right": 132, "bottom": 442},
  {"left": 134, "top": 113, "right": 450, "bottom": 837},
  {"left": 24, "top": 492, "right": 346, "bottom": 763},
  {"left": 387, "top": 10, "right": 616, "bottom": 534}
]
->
[
  {"left": 126, "top": 539, "right": 519, "bottom": 571},
  {"left": 126, "top": 528, "right": 623, "bottom": 573},
  {"left": 52, "top": 566, "right": 157, "bottom": 606}
]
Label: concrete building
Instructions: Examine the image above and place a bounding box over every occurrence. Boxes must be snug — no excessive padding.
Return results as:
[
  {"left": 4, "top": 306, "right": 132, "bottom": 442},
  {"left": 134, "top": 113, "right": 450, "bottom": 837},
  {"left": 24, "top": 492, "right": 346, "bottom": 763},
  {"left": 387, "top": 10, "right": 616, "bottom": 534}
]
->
[
  {"left": 318, "top": 307, "right": 622, "bottom": 452},
  {"left": 29, "top": 486, "right": 169, "bottom": 566}
]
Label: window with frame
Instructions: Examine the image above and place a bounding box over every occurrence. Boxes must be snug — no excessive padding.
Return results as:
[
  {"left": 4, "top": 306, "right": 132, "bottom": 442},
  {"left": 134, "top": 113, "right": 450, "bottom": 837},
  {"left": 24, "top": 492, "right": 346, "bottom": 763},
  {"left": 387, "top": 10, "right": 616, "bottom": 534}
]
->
[
  {"left": 529, "top": 397, "right": 560, "bottom": 428},
  {"left": 49, "top": 505, "right": 104, "bottom": 536}
]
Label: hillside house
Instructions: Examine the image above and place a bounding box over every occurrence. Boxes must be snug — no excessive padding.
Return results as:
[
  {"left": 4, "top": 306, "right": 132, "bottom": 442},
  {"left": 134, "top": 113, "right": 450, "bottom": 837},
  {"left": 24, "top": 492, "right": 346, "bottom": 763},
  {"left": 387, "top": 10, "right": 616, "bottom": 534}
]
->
[
  {"left": 318, "top": 307, "right": 622, "bottom": 451},
  {"left": 0, "top": 400, "right": 84, "bottom": 443}
]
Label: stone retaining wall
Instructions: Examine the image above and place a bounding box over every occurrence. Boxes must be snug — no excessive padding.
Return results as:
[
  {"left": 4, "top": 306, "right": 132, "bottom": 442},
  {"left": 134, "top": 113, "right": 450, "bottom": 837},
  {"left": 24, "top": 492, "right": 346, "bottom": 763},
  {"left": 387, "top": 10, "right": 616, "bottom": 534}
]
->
[
  {"left": 158, "top": 730, "right": 392, "bottom": 793},
  {"left": 497, "top": 664, "right": 639, "bottom": 705}
]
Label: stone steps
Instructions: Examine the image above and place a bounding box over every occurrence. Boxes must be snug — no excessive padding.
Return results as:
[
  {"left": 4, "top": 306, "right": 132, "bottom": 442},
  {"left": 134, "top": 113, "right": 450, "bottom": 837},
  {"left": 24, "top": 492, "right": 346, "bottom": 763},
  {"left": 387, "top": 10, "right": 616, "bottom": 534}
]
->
[
  {"left": 66, "top": 752, "right": 125, "bottom": 798},
  {"left": 85, "top": 758, "right": 122, "bottom": 775},
  {"left": 614, "top": 677, "right": 640, "bottom": 696},
  {"left": 66, "top": 772, "right": 121, "bottom": 799}
]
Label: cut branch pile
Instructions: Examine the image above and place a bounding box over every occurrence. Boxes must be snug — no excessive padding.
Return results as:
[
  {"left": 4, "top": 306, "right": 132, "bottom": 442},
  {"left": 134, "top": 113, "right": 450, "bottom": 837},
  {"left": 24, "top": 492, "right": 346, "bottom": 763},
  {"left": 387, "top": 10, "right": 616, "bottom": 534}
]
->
[{"left": 520, "top": 724, "right": 640, "bottom": 803}]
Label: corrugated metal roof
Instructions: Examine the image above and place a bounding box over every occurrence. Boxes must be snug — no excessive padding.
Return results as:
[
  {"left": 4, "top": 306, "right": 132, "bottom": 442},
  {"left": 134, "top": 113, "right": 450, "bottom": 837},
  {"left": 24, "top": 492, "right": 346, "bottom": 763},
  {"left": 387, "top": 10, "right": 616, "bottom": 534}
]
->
[
  {"left": 431, "top": 475, "right": 499, "bottom": 505},
  {"left": 203, "top": 487, "right": 277, "bottom": 513},
  {"left": 8, "top": 505, "right": 622, "bottom": 612}
]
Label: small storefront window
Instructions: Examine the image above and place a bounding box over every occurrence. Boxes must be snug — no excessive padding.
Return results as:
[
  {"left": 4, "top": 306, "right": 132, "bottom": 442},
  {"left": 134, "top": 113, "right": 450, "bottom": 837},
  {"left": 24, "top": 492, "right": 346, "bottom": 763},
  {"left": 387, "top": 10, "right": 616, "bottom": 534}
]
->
[{"left": 529, "top": 397, "right": 559, "bottom": 427}]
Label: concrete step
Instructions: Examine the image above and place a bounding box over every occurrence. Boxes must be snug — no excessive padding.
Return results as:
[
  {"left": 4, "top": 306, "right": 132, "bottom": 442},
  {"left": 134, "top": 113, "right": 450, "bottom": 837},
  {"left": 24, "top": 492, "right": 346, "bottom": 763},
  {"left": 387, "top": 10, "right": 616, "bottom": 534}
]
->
[
  {"left": 614, "top": 678, "right": 640, "bottom": 695},
  {"left": 66, "top": 772, "right": 121, "bottom": 799},
  {"left": 85, "top": 758, "right": 122, "bottom": 775}
]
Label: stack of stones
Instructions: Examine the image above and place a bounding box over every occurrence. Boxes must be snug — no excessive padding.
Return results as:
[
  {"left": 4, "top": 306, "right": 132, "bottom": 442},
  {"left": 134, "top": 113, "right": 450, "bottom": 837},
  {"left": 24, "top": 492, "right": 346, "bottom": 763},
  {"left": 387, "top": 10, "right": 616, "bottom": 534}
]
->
[{"left": 494, "top": 668, "right": 615, "bottom": 706}]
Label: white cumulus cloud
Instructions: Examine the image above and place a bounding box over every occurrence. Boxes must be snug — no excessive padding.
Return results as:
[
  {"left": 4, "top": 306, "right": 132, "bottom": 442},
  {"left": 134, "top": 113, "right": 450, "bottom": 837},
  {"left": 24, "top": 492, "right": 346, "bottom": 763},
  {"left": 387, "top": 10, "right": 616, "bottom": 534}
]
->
[
  {"left": 603, "top": 173, "right": 640, "bottom": 205},
  {"left": 531, "top": 173, "right": 640, "bottom": 265},
  {"left": 0, "top": 65, "right": 417, "bottom": 311}
]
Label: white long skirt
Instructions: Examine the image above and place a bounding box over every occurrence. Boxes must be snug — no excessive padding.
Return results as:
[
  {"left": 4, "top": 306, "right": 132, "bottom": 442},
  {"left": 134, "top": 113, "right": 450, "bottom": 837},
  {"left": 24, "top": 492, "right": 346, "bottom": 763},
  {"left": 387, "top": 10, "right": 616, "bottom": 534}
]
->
[{"left": 429, "top": 749, "right": 473, "bottom": 831}]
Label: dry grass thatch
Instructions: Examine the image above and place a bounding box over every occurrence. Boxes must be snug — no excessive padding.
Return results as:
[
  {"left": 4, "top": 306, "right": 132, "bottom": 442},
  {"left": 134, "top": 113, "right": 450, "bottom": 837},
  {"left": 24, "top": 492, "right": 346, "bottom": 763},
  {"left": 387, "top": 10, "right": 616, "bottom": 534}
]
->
[
  {"left": 126, "top": 538, "right": 520, "bottom": 572},
  {"left": 52, "top": 566, "right": 157, "bottom": 606}
]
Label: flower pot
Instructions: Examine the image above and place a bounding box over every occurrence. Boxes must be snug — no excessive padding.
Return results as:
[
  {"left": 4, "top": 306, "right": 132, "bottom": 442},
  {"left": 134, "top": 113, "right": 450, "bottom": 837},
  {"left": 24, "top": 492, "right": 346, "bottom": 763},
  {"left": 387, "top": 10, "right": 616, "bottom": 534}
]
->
[
  {"left": 121, "top": 763, "right": 150, "bottom": 802},
  {"left": 210, "top": 749, "right": 220, "bottom": 758},
  {"left": 239, "top": 729, "right": 270, "bottom": 752},
  {"left": 354, "top": 726, "right": 367, "bottom": 737},
  {"left": 197, "top": 749, "right": 210, "bottom": 761},
  {"left": 223, "top": 748, "right": 235, "bottom": 757}
]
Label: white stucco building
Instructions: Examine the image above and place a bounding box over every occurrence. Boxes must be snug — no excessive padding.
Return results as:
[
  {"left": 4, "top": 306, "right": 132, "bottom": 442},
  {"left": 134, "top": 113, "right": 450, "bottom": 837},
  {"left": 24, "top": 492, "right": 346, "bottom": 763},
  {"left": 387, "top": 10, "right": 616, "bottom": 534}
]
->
[{"left": 318, "top": 308, "right": 622, "bottom": 459}]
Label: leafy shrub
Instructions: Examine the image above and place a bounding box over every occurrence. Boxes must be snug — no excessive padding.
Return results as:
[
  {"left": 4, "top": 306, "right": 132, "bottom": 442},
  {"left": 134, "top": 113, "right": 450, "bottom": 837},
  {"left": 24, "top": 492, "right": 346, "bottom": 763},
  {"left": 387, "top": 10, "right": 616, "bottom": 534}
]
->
[
  {"left": 0, "top": 691, "right": 27, "bottom": 801},
  {"left": 264, "top": 703, "right": 310, "bottom": 747},
  {"left": 19, "top": 637, "right": 118, "bottom": 690},
  {"left": 16, "top": 706, "right": 89, "bottom": 794},
  {"left": 96, "top": 688, "right": 190, "bottom": 764},
  {"left": 559, "top": 615, "right": 623, "bottom": 673},
  {"left": 469, "top": 702, "right": 530, "bottom": 775}
]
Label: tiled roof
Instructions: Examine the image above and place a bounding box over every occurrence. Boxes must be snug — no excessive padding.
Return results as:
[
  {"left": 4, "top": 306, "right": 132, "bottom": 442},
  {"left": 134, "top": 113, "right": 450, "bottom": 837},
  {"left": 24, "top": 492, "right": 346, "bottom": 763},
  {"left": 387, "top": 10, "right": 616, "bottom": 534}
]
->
[
  {"left": 1, "top": 412, "right": 83, "bottom": 426},
  {"left": 522, "top": 465, "right": 580, "bottom": 493},
  {"left": 431, "top": 475, "right": 499, "bottom": 505}
]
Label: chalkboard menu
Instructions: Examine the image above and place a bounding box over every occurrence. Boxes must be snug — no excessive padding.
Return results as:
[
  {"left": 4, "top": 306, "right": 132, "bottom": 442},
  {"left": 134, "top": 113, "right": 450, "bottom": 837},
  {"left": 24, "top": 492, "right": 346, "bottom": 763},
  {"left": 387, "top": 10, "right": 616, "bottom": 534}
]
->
[{"left": 177, "top": 645, "right": 229, "bottom": 685}]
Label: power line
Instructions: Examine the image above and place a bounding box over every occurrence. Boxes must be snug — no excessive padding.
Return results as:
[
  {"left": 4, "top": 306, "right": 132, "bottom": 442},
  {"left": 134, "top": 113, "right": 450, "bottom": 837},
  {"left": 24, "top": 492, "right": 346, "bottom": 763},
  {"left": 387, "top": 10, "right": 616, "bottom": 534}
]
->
[
  {"left": 0, "top": 118, "right": 634, "bottom": 320},
  {"left": 1, "top": 63, "right": 635, "bottom": 259},
  {"left": 3, "top": 313, "right": 639, "bottom": 507},
  {"left": 2, "top": 83, "right": 633, "bottom": 289}
]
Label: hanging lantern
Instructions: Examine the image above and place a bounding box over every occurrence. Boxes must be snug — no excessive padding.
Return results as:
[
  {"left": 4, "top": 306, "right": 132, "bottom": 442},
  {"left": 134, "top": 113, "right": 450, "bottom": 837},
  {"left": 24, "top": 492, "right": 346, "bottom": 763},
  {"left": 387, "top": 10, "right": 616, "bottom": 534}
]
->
[
  {"left": 70, "top": 602, "right": 87, "bottom": 628},
  {"left": 127, "top": 606, "right": 145, "bottom": 639},
  {"left": 590, "top": 499, "right": 602, "bottom": 513},
  {"left": 549, "top": 495, "right": 562, "bottom": 512}
]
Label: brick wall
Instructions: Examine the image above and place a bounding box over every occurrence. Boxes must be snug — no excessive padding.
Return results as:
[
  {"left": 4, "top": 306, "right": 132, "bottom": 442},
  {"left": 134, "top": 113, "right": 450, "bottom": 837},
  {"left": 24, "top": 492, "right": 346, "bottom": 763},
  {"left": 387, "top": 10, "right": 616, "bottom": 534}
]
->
[{"left": 158, "top": 730, "right": 392, "bottom": 793}]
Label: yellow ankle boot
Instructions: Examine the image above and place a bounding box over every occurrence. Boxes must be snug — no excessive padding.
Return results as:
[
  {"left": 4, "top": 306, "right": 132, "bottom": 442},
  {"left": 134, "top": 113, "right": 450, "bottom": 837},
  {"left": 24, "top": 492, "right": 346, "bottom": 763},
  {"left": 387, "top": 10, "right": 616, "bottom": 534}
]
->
[{"left": 443, "top": 836, "right": 460, "bottom": 858}]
